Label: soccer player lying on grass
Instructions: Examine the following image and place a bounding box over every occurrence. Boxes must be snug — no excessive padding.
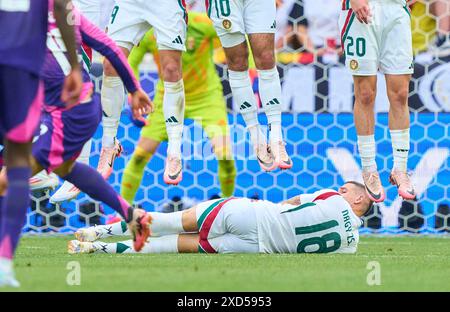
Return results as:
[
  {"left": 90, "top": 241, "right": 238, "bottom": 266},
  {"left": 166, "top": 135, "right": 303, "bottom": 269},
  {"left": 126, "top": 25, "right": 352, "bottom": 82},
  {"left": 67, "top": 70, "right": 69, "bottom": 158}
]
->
[
  {"left": 69, "top": 182, "right": 373, "bottom": 254},
  {"left": 0, "top": 2, "right": 154, "bottom": 252}
]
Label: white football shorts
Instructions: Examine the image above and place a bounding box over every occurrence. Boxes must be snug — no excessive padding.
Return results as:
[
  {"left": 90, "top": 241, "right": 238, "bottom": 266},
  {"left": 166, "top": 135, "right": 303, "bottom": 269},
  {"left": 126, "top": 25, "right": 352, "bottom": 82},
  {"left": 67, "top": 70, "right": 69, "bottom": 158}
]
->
[
  {"left": 106, "top": 0, "right": 187, "bottom": 52},
  {"left": 206, "top": 0, "right": 277, "bottom": 48},
  {"left": 339, "top": 0, "right": 413, "bottom": 75}
]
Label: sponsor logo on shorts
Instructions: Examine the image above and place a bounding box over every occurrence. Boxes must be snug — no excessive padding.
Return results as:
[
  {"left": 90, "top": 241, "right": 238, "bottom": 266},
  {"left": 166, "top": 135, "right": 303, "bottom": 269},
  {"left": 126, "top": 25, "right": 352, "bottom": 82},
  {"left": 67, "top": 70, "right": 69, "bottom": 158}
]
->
[
  {"left": 270, "top": 21, "right": 276, "bottom": 29},
  {"left": 222, "top": 19, "right": 232, "bottom": 30},
  {"left": 172, "top": 36, "right": 184, "bottom": 45},
  {"left": 350, "top": 59, "right": 359, "bottom": 70}
]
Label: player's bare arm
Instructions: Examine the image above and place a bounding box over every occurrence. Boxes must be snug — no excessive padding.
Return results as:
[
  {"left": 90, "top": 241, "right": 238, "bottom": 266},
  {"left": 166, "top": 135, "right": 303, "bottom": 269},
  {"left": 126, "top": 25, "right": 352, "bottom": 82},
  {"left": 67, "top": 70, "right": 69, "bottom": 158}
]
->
[
  {"left": 53, "top": 0, "right": 83, "bottom": 106},
  {"left": 280, "top": 195, "right": 301, "bottom": 206}
]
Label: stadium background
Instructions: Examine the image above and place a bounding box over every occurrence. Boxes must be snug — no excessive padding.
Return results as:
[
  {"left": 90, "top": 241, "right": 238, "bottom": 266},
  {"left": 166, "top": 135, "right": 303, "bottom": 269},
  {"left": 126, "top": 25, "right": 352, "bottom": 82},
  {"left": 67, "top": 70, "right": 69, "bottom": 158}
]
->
[{"left": 25, "top": 0, "right": 449, "bottom": 235}]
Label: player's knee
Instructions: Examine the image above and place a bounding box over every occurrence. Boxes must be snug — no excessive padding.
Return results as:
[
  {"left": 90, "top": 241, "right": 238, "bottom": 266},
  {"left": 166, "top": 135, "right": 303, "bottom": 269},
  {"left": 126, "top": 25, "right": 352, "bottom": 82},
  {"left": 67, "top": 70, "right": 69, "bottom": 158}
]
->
[
  {"left": 54, "top": 162, "right": 75, "bottom": 178},
  {"left": 162, "top": 62, "right": 182, "bottom": 82},
  {"left": 103, "top": 59, "right": 118, "bottom": 77},
  {"left": 227, "top": 52, "right": 249, "bottom": 72},
  {"left": 389, "top": 88, "right": 409, "bottom": 107},
  {"left": 254, "top": 50, "right": 275, "bottom": 70},
  {"left": 357, "top": 88, "right": 376, "bottom": 107}
]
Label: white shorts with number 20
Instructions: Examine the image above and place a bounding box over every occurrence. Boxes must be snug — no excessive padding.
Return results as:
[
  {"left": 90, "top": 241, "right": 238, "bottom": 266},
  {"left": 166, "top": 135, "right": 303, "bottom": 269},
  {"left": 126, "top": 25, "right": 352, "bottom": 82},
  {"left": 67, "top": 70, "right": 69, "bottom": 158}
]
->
[
  {"left": 338, "top": 0, "right": 413, "bottom": 76},
  {"left": 206, "top": 0, "right": 276, "bottom": 48}
]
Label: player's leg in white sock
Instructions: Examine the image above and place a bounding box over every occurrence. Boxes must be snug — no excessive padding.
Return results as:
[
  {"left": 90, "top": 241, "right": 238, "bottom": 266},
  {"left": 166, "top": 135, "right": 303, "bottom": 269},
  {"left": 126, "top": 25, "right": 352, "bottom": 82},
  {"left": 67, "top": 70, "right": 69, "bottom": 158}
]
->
[
  {"left": 93, "top": 236, "right": 179, "bottom": 254},
  {"left": 101, "top": 75, "right": 124, "bottom": 148},
  {"left": 390, "top": 129, "right": 410, "bottom": 172},
  {"left": 353, "top": 75, "right": 385, "bottom": 201},
  {"left": 159, "top": 50, "right": 185, "bottom": 184},
  {"left": 386, "top": 74, "right": 411, "bottom": 173},
  {"left": 228, "top": 69, "right": 265, "bottom": 147},
  {"left": 385, "top": 74, "right": 415, "bottom": 199},
  {"left": 357, "top": 135, "right": 377, "bottom": 172},
  {"left": 224, "top": 41, "right": 265, "bottom": 148},
  {"left": 162, "top": 80, "right": 185, "bottom": 157},
  {"left": 249, "top": 33, "right": 291, "bottom": 168},
  {"left": 75, "top": 221, "right": 130, "bottom": 242},
  {"left": 258, "top": 67, "right": 282, "bottom": 144},
  {"left": 149, "top": 211, "right": 184, "bottom": 236},
  {"left": 98, "top": 49, "right": 130, "bottom": 178}
]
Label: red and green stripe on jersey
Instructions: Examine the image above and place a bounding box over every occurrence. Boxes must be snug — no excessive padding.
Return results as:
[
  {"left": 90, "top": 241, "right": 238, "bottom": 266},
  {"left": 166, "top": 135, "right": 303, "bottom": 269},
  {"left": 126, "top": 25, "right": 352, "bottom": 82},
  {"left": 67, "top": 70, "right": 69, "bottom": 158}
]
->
[
  {"left": 197, "top": 197, "right": 235, "bottom": 253},
  {"left": 341, "top": 0, "right": 351, "bottom": 10},
  {"left": 281, "top": 191, "right": 341, "bottom": 214},
  {"left": 340, "top": 9, "right": 355, "bottom": 52},
  {"left": 80, "top": 43, "right": 92, "bottom": 72},
  {"left": 178, "top": 0, "right": 188, "bottom": 24}
]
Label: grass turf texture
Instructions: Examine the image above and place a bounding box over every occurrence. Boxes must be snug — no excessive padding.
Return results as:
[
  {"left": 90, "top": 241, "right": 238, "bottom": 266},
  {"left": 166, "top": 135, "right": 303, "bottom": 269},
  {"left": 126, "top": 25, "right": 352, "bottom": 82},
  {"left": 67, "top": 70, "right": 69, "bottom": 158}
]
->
[{"left": 4, "top": 236, "right": 450, "bottom": 291}]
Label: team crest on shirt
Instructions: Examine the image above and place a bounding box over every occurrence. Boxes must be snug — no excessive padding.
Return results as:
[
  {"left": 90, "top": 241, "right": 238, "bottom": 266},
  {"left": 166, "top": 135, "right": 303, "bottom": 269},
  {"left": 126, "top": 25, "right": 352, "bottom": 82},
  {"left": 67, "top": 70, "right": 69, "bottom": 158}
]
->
[
  {"left": 350, "top": 59, "right": 359, "bottom": 70},
  {"left": 223, "top": 19, "right": 232, "bottom": 30}
]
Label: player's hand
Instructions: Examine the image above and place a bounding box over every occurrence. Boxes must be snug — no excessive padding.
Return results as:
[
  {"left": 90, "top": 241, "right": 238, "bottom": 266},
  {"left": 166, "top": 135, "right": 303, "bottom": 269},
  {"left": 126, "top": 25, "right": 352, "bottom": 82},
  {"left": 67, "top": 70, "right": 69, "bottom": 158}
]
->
[
  {"left": 350, "top": 0, "right": 372, "bottom": 24},
  {"left": 61, "top": 66, "right": 83, "bottom": 108},
  {"left": 129, "top": 89, "right": 154, "bottom": 125}
]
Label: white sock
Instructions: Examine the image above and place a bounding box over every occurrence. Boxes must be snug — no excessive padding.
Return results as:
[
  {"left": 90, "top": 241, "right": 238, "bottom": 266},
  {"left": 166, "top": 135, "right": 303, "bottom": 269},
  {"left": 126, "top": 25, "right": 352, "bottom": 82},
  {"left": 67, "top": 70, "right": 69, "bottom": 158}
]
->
[
  {"left": 258, "top": 67, "right": 283, "bottom": 143},
  {"left": 101, "top": 76, "right": 124, "bottom": 148},
  {"left": 93, "top": 241, "right": 122, "bottom": 254},
  {"left": 149, "top": 211, "right": 184, "bottom": 236},
  {"left": 357, "top": 135, "right": 377, "bottom": 171},
  {"left": 390, "top": 129, "right": 410, "bottom": 172},
  {"left": 94, "top": 236, "right": 179, "bottom": 254},
  {"left": 163, "top": 80, "right": 185, "bottom": 157},
  {"left": 141, "top": 235, "right": 179, "bottom": 253},
  {"left": 228, "top": 70, "right": 265, "bottom": 146},
  {"left": 77, "top": 139, "right": 92, "bottom": 165},
  {"left": 96, "top": 221, "right": 129, "bottom": 238}
]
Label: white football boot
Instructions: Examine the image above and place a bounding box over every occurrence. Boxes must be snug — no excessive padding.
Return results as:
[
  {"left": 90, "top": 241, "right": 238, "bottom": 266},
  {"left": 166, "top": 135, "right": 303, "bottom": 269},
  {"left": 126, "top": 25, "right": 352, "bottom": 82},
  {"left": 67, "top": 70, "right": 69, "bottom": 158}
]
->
[
  {"left": 29, "top": 170, "right": 59, "bottom": 192},
  {"left": 0, "top": 258, "right": 20, "bottom": 288},
  {"left": 49, "top": 181, "right": 80, "bottom": 204}
]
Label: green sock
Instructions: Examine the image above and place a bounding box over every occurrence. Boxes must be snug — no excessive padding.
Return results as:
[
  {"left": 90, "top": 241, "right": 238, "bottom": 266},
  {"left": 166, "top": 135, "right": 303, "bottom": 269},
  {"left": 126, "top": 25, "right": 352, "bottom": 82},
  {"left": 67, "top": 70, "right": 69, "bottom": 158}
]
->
[
  {"left": 218, "top": 159, "right": 236, "bottom": 197},
  {"left": 121, "top": 147, "right": 152, "bottom": 204}
]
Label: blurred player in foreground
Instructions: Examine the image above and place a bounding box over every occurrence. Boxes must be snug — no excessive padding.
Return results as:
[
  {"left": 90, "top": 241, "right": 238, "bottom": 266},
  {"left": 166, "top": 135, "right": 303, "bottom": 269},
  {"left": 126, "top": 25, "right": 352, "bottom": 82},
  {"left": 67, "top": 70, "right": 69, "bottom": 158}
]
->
[
  {"left": 43, "top": 0, "right": 119, "bottom": 203},
  {"left": 70, "top": 182, "right": 373, "bottom": 254},
  {"left": 121, "top": 11, "right": 236, "bottom": 203},
  {"left": 0, "top": 0, "right": 82, "bottom": 287},
  {"left": 340, "top": 0, "right": 416, "bottom": 202},
  {"left": 206, "top": 0, "right": 293, "bottom": 172},
  {"left": 1, "top": 2, "right": 153, "bottom": 268}
]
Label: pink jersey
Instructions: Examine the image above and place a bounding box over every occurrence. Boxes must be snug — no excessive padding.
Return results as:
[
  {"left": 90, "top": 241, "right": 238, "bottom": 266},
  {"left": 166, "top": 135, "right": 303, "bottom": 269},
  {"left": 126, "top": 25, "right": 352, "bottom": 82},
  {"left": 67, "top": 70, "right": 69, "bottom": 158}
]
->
[{"left": 42, "top": 0, "right": 139, "bottom": 108}]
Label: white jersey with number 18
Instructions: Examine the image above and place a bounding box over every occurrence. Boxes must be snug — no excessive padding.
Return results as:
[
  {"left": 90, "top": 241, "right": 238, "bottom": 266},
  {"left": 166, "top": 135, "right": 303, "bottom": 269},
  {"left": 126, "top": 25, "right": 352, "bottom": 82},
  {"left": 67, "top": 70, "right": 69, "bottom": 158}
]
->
[{"left": 254, "top": 189, "right": 362, "bottom": 254}]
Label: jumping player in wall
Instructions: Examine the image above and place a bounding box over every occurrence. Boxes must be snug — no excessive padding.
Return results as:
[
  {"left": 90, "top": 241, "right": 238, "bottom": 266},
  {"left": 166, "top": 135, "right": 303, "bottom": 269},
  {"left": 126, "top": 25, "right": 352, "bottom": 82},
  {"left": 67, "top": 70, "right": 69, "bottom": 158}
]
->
[
  {"left": 205, "top": 0, "right": 293, "bottom": 172},
  {"left": 339, "top": 0, "right": 416, "bottom": 202}
]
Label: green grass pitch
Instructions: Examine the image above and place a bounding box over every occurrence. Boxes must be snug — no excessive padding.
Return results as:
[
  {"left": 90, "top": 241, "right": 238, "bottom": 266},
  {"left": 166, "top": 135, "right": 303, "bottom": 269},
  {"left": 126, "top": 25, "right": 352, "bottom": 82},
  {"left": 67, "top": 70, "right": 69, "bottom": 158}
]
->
[{"left": 4, "top": 236, "right": 450, "bottom": 291}]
